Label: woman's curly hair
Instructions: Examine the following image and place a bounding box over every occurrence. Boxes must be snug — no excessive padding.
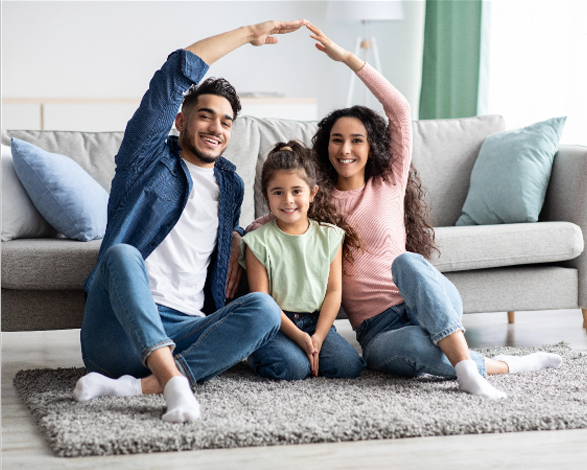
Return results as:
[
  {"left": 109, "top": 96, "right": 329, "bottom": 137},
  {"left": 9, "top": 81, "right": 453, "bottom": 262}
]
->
[
  {"left": 312, "top": 106, "right": 438, "bottom": 259},
  {"left": 261, "top": 140, "right": 363, "bottom": 266}
]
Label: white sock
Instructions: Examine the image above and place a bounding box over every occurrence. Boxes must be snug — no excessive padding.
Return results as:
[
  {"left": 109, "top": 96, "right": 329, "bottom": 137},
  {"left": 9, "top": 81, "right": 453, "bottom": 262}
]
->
[
  {"left": 74, "top": 372, "right": 142, "bottom": 402},
  {"left": 162, "top": 376, "right": 201, "bottom": 423},
  {"left": 454, "top": 360, "right": 507, "bottom": 400},
  {"left": 493, "top": 352, "right": 563, "bottom": 374}
]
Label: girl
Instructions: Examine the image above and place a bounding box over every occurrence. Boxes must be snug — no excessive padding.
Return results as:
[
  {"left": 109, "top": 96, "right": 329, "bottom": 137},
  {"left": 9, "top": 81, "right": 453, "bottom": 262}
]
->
[
  {"left": 306, "top": 23, "right": 562, "bottom": 398},
  {"left": 240, "top": 141, "right": 366, "bottom": 381}
]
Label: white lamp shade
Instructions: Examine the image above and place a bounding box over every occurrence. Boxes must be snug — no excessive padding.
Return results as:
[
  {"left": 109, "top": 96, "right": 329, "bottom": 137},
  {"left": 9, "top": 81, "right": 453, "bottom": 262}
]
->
[{"left": 326, "top": 1, "right": 404, "bottom": 23}]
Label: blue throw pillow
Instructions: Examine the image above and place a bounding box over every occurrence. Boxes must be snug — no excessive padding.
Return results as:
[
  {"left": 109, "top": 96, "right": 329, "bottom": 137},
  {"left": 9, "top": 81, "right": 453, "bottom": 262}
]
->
[
  {"left": 456, "top": 117, "right": 566, "bottom": 226},
  {"left": 10, "top": 138, "right": 109, "bottom": 241}
]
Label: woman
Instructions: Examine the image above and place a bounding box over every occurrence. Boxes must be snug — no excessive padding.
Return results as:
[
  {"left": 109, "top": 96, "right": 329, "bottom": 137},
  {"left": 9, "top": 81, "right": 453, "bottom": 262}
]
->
[{"left": 301, "top": 23, "right": 562, "bottom": 398}]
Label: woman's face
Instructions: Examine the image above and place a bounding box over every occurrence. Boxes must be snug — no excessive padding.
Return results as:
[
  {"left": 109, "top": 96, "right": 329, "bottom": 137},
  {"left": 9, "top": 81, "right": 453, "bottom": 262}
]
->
[{"left": 327, "top": 117, "right": 370, "bottom": 191}]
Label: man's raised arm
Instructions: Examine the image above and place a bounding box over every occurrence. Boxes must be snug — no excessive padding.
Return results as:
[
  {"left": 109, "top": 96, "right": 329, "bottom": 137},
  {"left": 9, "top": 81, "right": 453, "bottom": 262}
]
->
[{"left": 185, "top": 19, "right": 306, "bottom": 65}]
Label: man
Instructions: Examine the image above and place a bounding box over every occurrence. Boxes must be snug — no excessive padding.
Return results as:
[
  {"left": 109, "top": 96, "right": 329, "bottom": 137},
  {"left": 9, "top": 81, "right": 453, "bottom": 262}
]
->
[{"left": 73, "top": 19, "right": 306, "bottom": 424}]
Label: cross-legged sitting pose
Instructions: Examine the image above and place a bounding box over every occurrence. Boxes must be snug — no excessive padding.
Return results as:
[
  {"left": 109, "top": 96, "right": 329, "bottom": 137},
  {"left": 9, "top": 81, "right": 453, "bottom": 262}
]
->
[
  {"left": 73, "top": 20, "right": 307, "bottom": 422},
  {"left": 250, "top": 23, "right": 562, "bottom": 399},
  {"left": 241, "top": 141, "right": 366, "bottom": 381}
]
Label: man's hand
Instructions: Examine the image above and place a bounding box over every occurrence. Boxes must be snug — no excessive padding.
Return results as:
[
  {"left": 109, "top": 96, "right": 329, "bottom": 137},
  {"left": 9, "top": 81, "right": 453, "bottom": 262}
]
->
[
  {"left": 226, "top": 231, "right": 243, "bottom": 299},
  {"left": 186, "top": 19, "right": 306, "bottom": 66},
  {"left": 248, "top": 19, "right": 307, "bottom": 47}
]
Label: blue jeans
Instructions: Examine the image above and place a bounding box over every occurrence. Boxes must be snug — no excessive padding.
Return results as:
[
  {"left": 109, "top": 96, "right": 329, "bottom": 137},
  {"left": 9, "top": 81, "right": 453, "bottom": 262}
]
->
[
  {"left": 248, "top": 311, "right": 366, "bottom": 381},
  {"left": 81, "top": 244, "right": 281, "bottom": 386},
  {"left": 356, "top": 252, "right": 486, "bottom": 378}
]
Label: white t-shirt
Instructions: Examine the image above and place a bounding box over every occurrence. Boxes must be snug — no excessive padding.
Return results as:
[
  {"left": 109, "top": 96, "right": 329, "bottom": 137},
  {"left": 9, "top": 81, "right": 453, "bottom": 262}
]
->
[{"left": 145, "top": 160, "right": 219, "bottom": 316}]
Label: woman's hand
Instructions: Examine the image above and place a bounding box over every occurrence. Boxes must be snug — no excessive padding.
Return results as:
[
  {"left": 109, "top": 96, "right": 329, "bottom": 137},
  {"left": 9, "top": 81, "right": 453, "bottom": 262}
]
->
[
  {"left": 307, "top": 22, "right": 365, "bottom": 72},
  {"left": 307, "top": 22, "right": 349, "bottom": 62},
  {"left": 248, "top": 19, "right": 307, "bottom": 47}
]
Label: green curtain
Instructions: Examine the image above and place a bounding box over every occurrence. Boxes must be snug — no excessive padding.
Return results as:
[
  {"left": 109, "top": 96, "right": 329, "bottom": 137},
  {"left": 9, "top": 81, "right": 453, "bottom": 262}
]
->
[{"left": 419, "top": 0, "right": 483, "bottom": 120}]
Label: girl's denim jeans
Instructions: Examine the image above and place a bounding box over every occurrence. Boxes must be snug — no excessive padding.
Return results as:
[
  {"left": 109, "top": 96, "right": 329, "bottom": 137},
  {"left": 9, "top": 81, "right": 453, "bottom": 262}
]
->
[
  {"left": 248, "top": 311, "right": 366, "bottom": 381},
  {"left": 81, "top": 244, "right": 281, "bottom": 386},
  {"left": 356, "top": 252, "right": 486, "bottom": 378}
]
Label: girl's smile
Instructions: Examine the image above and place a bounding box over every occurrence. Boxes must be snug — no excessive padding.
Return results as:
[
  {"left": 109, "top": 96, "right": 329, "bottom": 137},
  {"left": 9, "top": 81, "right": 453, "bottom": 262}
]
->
[{"left": 266, "top": 170, "right": 318, "bottom": 236}]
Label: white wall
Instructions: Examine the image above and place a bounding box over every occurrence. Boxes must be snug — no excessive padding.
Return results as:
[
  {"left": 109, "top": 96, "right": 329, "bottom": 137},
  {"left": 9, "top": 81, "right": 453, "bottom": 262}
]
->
[
  {"left": 485, "top": 0, "right": 587, "bottom": 146},
  {"left": 1, "top": 0, "right": 425, "bottom": 129}
]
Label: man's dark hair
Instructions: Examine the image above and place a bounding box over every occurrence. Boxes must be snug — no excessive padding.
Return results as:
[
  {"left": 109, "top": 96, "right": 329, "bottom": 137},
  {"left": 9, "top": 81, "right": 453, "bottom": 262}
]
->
[{"left": 181, "top": 77, "right": 241, "bottom": 120}]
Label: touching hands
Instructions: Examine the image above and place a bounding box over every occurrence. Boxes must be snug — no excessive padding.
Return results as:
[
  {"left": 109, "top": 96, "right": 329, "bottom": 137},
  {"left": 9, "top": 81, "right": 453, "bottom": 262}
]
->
[
  {"left": 295, "top": 331, "right": 319, "bottom": 373},
  {"left": 184, "top": 19, "right": 307, "bottom": 66},
  {"left": 295, "top": 331, "right": 324, "bottom": 377},
  {"left": 186, "top": 19, "right": 361, "bottom": 70},
  {"left": 248, "top": 19, "right": 308, "bottom": 47},
  {"left": 309, "top": 335, "right": 324, "bottom": 376}
]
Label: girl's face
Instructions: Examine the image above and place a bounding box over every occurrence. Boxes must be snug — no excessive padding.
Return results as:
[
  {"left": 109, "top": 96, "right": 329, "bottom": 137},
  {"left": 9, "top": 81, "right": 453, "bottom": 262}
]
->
[
  {"left": 328, "top": 117, "right": 371, "bottom": 191},
  {"left": 266, "top": 170, "right": 318, "bottom": 235}
]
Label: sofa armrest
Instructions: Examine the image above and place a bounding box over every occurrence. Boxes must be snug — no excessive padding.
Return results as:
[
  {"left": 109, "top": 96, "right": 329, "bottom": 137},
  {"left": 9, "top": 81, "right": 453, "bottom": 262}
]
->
[{"left": 540, "top": 144, "right": 587, "bottom": 307}]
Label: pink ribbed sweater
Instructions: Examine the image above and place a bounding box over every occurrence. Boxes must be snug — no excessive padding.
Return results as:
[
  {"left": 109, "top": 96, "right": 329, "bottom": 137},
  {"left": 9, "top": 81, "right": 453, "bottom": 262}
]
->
[{"left": 333, "top": 64, "right": 412, "bottom": 330}]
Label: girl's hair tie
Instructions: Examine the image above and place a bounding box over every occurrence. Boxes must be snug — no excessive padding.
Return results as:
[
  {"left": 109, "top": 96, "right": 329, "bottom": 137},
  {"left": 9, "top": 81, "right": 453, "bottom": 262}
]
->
[{"left": 280, "top": 146, "right": 293, "bottom": 151}]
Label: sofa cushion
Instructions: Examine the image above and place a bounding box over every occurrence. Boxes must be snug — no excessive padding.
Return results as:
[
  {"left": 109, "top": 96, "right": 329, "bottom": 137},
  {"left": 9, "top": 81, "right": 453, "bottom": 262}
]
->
[
  {"left": 10, "top": 138, "right": 109, "bottom": 242},
  {"left": 431, "top": 222, "right": 584, "bottom": 273},
  {"left": 1, "top": 130, "right": 122, "bottom": 192},
  {"left": 222, "top": 116, "right": 261, "bottom": 228},
  {"left": 1, "top": 144, "right": 58, "bottom": 241},
  {"left": 412, "top": 115, "right": 506, "bottom": 227},
  {"left": 445, "top": 265, "right": 579, "bottom": 313},
  {"left": 1, "top": 239, "right": 101, "bottom": 290},
  {"left": 457, "top": 117, "right": 566, "bottom": 226}
]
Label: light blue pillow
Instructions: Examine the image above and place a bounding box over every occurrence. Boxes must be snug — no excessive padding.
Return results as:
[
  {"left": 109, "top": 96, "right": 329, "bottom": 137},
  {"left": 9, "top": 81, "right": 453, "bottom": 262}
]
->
[
  {"left": 457, "top": 117, "right": 566, "bottom": 226},
  {"left": 10, "top": 138, "right": 109, "bottom": 241}
]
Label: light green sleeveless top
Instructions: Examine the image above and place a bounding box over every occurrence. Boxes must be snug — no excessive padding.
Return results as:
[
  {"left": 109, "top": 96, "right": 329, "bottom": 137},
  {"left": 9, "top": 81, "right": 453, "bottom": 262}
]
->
[{"left": 239, "top": 219, "right": 344, "bottom": 313}]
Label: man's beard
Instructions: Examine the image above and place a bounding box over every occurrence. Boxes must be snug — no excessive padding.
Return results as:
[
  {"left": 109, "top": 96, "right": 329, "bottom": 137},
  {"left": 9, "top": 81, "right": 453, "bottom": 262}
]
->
[
  {"left": 185, "top": 142, "right": 218, "bottom": 164},
  {"left": 181, "top": 128, "right": 222, "bottom": 165}
]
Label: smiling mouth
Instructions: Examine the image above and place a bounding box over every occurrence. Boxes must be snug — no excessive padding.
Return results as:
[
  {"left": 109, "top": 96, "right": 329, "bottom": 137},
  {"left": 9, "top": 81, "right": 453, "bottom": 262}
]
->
[
  {"left": 281, "top": 208, "right": 297, "bottom": 214},
  {"left": 200, "top": 134, "right": 221, "bottom": 146},
  {"left": 338, "top": 159, "right": 355, "bottom": 164}
]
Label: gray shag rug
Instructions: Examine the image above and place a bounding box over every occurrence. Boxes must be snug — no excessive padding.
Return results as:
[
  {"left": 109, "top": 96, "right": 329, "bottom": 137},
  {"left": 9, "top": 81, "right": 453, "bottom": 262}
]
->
[{"left": 13, "top": 342, "right": 587, "bottom": 457}]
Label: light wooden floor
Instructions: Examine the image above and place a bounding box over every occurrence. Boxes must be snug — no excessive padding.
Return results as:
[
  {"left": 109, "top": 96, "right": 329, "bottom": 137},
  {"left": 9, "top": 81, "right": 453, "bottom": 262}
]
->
[{"left": 2, "top": 309, "right": 587, "bottom": 470}]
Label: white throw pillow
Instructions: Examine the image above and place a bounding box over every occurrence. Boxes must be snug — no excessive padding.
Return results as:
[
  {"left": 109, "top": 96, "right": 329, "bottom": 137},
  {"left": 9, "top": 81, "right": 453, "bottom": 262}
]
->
[{"left": 1, "top": 144, "right": 57, "bottom": 241}]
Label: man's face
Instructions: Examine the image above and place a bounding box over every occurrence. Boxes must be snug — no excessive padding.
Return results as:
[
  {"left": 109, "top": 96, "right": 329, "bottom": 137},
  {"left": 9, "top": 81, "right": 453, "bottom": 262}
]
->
[{"left": 176, "top": 94, "right": 234, "bottom": 168}]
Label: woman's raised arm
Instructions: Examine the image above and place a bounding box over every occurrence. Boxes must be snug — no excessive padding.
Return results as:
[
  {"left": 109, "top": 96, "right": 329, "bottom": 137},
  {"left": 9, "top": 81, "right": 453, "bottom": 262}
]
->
[{"left": 309, "top": 22, "right": 411, "bottom": 185}]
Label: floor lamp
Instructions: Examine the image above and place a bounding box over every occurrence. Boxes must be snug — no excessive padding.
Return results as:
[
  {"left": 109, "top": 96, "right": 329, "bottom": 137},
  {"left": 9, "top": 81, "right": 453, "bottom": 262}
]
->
[{"left": 326, "top": 1, "right": 404, "bottom": 107}]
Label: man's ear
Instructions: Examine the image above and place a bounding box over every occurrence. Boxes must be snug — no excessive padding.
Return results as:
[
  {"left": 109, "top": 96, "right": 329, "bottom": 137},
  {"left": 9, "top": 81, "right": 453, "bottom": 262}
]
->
[{"left": 175, "top": 112, "right": 185, "bottom": 132}]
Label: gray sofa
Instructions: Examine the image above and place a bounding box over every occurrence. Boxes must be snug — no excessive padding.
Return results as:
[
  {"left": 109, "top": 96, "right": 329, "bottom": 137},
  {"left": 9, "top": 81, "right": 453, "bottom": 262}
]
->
[{"left": 2, "top": 114, "right": 586, "bottom": 332}]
